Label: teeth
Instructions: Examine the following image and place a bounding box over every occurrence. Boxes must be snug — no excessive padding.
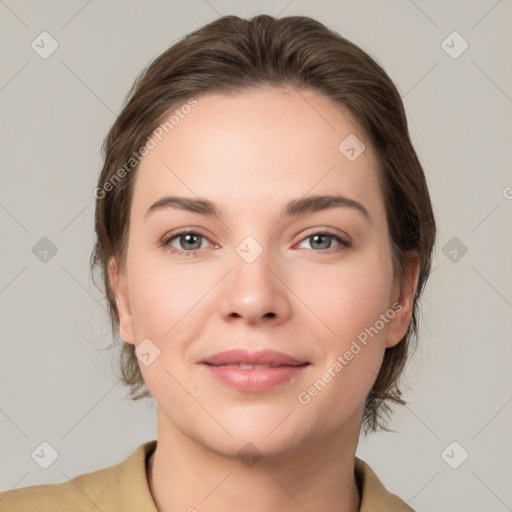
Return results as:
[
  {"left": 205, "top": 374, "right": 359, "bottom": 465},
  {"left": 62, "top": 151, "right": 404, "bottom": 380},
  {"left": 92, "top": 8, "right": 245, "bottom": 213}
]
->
[{"left": 221, "top": 363, "right": 274, "bottom": 369}]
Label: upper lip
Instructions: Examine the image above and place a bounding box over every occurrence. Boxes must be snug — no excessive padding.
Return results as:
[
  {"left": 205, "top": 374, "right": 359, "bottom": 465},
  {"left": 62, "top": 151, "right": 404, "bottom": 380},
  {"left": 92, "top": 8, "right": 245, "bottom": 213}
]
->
[{"left": 200, "top": 349, "right": 309, "bottom": 367}]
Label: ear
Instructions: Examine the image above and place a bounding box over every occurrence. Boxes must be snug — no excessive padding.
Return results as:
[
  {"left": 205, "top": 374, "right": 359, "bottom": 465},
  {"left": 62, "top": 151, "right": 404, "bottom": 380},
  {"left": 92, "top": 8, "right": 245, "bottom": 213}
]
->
[
  {"left": 385, "top": 253, "right": 420, "bottom": 349},
  {"left": 108, "top": 256, "right": 135, "bottom": 345}
]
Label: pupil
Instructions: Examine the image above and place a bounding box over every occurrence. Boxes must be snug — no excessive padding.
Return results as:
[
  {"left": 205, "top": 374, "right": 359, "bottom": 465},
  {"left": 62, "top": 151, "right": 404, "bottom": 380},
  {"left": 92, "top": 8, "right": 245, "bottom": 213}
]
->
[
  {"left": 312, "top": 234, "right": 330, "bottom": 249},
  {"left": 183, "top": 234, "right": 200, "bottom": 250}
]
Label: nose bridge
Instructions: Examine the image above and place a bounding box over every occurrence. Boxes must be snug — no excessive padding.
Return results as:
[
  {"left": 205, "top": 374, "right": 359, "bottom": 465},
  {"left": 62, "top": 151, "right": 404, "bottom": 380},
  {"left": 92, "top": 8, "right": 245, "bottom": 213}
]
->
[{"left": 219, "top": 234, "right": 290, "bottom": 323}]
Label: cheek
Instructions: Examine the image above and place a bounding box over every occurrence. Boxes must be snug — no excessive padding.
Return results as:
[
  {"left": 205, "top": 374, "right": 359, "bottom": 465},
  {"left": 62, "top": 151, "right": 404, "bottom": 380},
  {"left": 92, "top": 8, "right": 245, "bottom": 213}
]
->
[
  {"left": 125, "top": 246, "right": 202, "bottom": 341},
  {"left": 125, "top": 255, "right": 205, "bottom": 396},
  {"left": 294, "top": 255, "right": 394, "bottom": 419},
  {"left": 129, "top": 277, "right": 166, "bottom": 338},
  {"left": 295, "top": 249, "right": 394, "bottom": 347}
]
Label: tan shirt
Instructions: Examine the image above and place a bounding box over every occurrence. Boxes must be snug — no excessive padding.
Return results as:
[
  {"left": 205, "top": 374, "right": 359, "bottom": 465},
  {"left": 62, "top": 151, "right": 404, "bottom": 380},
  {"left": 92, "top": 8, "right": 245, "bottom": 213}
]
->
[{"left": 0, "top": 440, "right": 415, "bottom": 511}]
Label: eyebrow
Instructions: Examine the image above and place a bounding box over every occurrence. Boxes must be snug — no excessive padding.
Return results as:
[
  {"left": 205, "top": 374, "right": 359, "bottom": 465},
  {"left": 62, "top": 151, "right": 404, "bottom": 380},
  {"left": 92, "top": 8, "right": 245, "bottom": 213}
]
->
[{"left": 145, "top": 194, "right": 372, "bottom": 224}]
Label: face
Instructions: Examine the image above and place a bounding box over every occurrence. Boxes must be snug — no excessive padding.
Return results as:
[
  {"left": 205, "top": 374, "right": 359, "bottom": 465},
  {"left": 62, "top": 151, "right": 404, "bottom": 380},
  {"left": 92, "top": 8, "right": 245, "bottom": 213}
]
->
[{"left": 109, "top": 86, "right": 418, "bottom": 458}]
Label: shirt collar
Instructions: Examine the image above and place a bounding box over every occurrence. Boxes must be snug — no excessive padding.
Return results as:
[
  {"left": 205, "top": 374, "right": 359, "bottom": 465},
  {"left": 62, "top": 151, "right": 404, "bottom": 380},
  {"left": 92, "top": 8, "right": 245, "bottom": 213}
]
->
[{"left": 116, "top": 439, "right": 413, "bottom": 512}]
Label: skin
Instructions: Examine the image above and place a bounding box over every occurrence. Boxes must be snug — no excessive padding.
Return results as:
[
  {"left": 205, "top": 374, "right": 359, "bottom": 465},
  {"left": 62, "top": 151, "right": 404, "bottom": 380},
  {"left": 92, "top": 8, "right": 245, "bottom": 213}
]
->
[{"left": 109, "top": 86, "right": 419, "bottom": 512}]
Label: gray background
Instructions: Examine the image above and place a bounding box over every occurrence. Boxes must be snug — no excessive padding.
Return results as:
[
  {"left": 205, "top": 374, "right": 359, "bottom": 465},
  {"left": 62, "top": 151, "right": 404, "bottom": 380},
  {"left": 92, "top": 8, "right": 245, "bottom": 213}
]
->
[{"left": 1, "top": 1, "right": 511, "bottom": 510}]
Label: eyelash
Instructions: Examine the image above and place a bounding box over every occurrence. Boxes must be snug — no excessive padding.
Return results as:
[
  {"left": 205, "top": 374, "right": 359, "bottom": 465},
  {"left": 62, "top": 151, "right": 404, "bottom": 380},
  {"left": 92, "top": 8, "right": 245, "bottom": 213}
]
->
[{"left": 161, "top": 228, "right": 351, "bottom": 257}]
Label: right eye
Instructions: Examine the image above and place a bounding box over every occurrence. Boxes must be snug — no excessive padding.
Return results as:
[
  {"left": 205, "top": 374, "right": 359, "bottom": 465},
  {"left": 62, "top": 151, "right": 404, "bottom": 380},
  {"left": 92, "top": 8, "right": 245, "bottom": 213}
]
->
[{"left": 162, "top": 229, "right": 213, "bottom": 256}]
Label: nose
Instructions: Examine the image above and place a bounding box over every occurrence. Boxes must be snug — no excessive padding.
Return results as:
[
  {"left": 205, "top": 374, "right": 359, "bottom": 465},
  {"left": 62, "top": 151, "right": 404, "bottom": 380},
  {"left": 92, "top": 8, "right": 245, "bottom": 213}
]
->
[{"left": 219, "top": 246, "right": 292, "bottom": 326}]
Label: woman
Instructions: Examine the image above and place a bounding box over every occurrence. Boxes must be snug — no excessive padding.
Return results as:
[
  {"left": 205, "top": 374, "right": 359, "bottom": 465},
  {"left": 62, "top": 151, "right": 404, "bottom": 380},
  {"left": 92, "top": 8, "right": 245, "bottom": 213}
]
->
[{"left": 0, "top": 14, "right": 435, "bottom": 511}]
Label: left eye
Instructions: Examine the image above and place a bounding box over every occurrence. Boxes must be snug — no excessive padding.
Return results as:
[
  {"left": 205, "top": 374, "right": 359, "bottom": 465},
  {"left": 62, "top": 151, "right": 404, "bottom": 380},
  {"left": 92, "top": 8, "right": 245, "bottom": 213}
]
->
[{"left": 297, "top": 232, "right": 349, "bottom": 251}]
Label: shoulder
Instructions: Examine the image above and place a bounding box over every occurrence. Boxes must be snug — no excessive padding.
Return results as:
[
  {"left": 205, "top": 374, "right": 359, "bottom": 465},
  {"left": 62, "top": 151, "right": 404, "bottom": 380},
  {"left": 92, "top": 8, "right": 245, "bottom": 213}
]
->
[
  {"left": 0, "top": 465, "right": 118, "bottom": 511},
  {"left": 355, "top": 457, "right": 416, "bottom": 512},
  {"left": 0, "top": 440, "right": 158, "bottom": 512}
]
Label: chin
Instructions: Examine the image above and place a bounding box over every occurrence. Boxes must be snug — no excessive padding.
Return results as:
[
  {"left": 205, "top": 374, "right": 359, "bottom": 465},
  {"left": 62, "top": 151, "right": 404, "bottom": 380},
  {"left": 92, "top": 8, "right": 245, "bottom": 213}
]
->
[
  {"left": 204, "top": 430, "right": 306, "bottom": 464},
  {"left": 205, "top": 408, "right": 311, "bottom": 458}
]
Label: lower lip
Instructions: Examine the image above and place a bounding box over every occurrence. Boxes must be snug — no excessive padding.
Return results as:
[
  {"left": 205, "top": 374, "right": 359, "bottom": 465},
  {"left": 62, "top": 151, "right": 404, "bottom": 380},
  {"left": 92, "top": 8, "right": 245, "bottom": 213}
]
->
[{"left": 201, "top": 364, "right": 309, "bottom": 392}]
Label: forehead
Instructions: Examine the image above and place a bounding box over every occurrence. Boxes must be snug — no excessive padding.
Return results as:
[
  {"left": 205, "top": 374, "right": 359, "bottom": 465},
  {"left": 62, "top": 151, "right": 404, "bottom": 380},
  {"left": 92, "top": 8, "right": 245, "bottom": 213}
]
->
[{"left": 131, "top": 87, "right": 385, "bottom": 224}]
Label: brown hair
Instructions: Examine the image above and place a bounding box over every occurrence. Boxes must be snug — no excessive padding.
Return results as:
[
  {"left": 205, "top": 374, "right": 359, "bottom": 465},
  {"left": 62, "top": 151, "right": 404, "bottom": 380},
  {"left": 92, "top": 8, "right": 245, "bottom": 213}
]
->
[{"left": 90, "top": 14, "right": 436, "bottom": 434}]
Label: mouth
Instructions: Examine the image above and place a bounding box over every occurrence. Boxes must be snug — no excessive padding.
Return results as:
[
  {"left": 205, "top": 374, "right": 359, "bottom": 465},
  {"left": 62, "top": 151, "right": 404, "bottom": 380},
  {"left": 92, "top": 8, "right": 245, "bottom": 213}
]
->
[
  {"left": 199, "top": 349, "right": 311, "bottom": 392},
  {"left": 199, "top": 349, "right": 309, "bottom": 367},
  {"left": 204, "top": 363, "right": 308, "bottom": 369}
]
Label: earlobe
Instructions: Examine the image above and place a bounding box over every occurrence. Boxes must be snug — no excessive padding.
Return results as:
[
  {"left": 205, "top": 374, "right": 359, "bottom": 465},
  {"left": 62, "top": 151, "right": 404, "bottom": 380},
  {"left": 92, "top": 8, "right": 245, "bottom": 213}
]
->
[
  {"left": 108, "top": 256, "right": 135, "bottom": 345},
  {"left": 385, "top": 254, "right": 420, "bottom": 349}
]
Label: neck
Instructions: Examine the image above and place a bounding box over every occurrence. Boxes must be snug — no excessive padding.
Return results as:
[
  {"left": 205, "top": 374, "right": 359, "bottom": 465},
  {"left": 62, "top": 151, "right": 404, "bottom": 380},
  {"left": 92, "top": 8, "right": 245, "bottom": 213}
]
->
[{"left": 147, "top": 410, "right": 362, "bottom": 512}]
